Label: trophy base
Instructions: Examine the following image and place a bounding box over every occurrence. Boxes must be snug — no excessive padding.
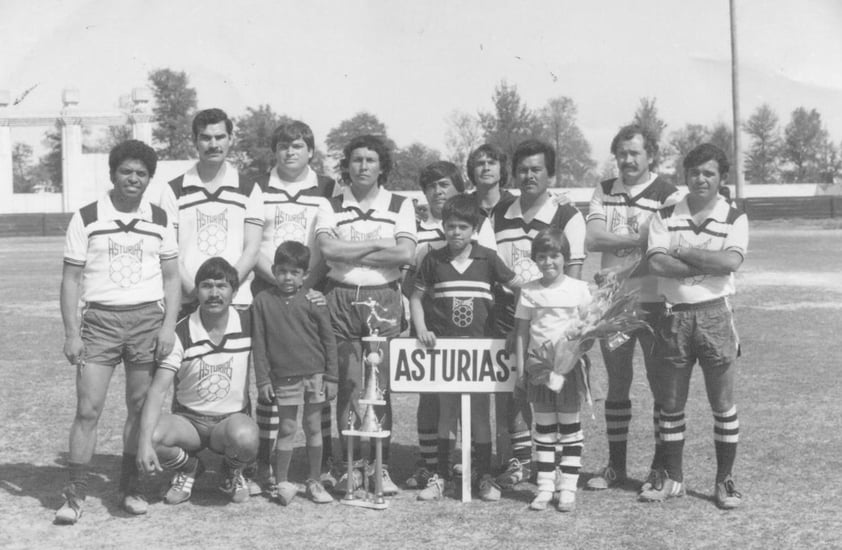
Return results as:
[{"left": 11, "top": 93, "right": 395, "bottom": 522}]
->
[
  {"left": 340, "top": 495, "right": 389, "bottom": 510},
  {"left": 358, "top": 398, "right": 386, "bottom": 407},
  {"left": 342, "top": 429, "right": 391, "bottom": 438}
]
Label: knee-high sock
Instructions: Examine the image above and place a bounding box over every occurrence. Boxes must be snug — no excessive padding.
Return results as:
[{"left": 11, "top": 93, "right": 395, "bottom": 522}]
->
[
  {"left": 659, "top": 410, "right": 686, "bottom": 482},
  {"left": 533, "top": 412, "right": 558, "bottom": 492},
  {"left": 713, "top": 405, "right": 739, "bottom": 483},
  {"left": 651, "top": 404, "right": 664, "bottom": 470},
  {"left": 557, "top": 412, "right": 583, "bottom": 493},
  {"left": 257, "top": 399, "right": 279, "bottom": 465},
  {"left": 321, "top": 404, "right": 333, "bottom": 466},
  {"left": 605, "top": 399, "right": 631, "bottom": 471}
]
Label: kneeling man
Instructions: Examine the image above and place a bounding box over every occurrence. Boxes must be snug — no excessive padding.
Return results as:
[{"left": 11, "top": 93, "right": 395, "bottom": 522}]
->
[{"left": 137, "top": 257, "right": 258, "bottom": 505}]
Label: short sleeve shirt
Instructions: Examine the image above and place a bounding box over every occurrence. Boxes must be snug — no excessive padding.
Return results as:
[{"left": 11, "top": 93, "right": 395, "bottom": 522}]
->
[
  {"left": 159, "top": 162, "right": 263, "bottom": 306},
  {"left": 315, "top": 187, "right": 417, "bottom": 286},
  {"left": 415, "top": 244, "right": 515, "bottom": 337},
  {"left": 158, "top": 307, "right": 251, "bottom": 416},
  {"left": 647, "top": 195, "right": 748, "bottom": 304},
  {"left": 515, "top": 276, "right": 592, "bottom": 349},
  {"left": 63, "top": 193, "right": 177, "bottom": 306}
]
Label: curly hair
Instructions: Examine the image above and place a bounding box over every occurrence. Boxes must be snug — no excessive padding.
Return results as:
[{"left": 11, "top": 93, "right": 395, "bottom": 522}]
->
[
  {"left": 466, "top": 143, "right": 508, "bottom": 187},
  {"left": 108, "top": 140, "right": 157, "bottom": 178}
]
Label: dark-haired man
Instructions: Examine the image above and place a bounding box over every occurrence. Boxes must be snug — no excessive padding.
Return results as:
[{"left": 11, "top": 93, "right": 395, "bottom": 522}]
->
[
  {"left": 56, "top": 140, "right": 180, "bottom": 523},
  {"left": 640, "top": 143, "right": 746, "bottom": 509},
  {"left": 137, "top": 257, "right": 258, "bottom": 507},
  {"left": 585, "top": 124, "right": 682, "bottom": 492},
  {"left": 159, "top": 108, "right": 263, "bottom": 313}
]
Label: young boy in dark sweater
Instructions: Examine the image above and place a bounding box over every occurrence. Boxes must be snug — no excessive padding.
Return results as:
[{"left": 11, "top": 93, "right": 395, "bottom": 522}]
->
[{"left": 252, "top": 241, "right": 338, "bottom": 505}]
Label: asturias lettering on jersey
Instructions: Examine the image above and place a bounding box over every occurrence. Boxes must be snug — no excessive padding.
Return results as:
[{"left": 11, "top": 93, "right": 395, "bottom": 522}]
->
[
  {"left": 160, "top": 308, "right": 251, "bottom": 417},
  {"left": 647, "top": 196, "right": 748, "bottom": 305},
  {"left": 63, "top": 196, "right": 176, "bottom": 306}
]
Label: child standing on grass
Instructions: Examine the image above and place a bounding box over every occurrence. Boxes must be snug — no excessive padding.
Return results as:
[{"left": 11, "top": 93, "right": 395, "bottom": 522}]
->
[
  {"left": 251, "top": 241, "right": 338, "bottom": 505},
  {"left": 410, "top": 194, "right": 520, "bottom": 502},
  {"left": 514, "top": 228, "right": 592, "bottom": 512}
]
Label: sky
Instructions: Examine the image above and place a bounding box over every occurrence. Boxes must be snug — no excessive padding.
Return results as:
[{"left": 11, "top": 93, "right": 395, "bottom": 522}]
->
[{"left": 2, "top": 0, "right": 841, "bottom": 166}]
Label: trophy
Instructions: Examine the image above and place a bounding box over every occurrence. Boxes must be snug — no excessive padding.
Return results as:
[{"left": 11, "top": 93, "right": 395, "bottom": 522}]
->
[{"left": 340, "top": 297, "right": 397, "bottom": 510}]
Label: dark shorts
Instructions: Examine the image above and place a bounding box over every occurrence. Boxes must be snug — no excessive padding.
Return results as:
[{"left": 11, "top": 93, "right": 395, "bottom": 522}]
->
[
  {"left": 172, "top": 403, "right": 249, "bottom": 448},
  {"left": 80, "top": 301, "right": 164, "bottom": 366},
  {"left": 273, "top": 374, "right": 327, "bottom": 406},
  {"left": 655, "top": 297, "right": 739, "bottom": 371},
  {"left": 324, "top": 280, "right": 402, "bottom": 341}
]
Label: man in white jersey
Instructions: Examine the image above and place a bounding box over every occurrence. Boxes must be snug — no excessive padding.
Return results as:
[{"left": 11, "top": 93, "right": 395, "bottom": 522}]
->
[
  {"left": 137, "top": 257, "right": 258, "bottom": 507},
  {"left": 490, "top": 139, "right": 587, "bottom": 489},
  {"left": 158, "top": 108, "right": 263, "bottom": 313},
  {"left": 585, "top": 125, "right": 683, "bottom": 492},
  {"left": 640, "top": 143, "right": 747, "bottom": 510},
  {"left": 316, "top": 135, "right": 417, "bottom": 496},
  {"left": 251, "top": 120, "right": 338, "bottom": 489},
  {"left": 56, "top": 140, "right": 180, "bottom": 524}
]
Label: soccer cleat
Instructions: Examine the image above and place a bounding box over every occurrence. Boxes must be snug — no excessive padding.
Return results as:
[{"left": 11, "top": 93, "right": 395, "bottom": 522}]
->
[
  {"left": 556, "top": 490, "right": 576, "bottom": 513},
  {"left": 219, "top": 467, "right": 250, "bottom": 503},
  {"left": 377, "top": 467, "right": 400, "bottom": 496},
  {"left": 638, "top": 476, "right": 685, "bottom": 502},
  {"left": 495, "top": 458, "right": 530, "bottom": 489},
  {"left": 54, "top": 485, "right": 84, "bottom": 525},
  {"left": 165, "top": 457, "right": 204, "bottom": 505},
  {"left": 529, "top": 490, "right": 554, "bottom": 511},
  {"left": 320, "top": 457, "right": 339, "bottom": 491},
  {"left": 715, "top": 476, "right": 742, "bottom": 510},
  {"left": 417, "top": 474, "right": 447, "bottom": 501},
  {"left": 639, "top": 468, "right": 664, "bottom": 494},
  {"left": 271, "top": 481, "right": 299, "bottom": 506},
  {"left": 121, "top": 492, "right": 148, "bottom": 515},
  {"left": 477, "top": 474, "right": 501, "bottom": 502},
  {"left": 305, "top": 479, "right": 334, "bottom": 504},
  {"left": 405, "top": 462, "right": 434, "bottom": 489},
  {"left": 586, "top": 464, "right": 627, "bottom": 490}
]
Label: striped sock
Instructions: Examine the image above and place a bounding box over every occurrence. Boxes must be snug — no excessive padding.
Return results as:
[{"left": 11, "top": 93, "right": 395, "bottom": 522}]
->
[
  {"left": 510, "top": 430, "right": 532, "bottom": 466},
  {"left": 557, "top": 413, "right": 583, "bottom": 492},
  {"left": 713, "top": 405, "right": 739, "bottom": 483},
  {"left": 533, "top": 413, "right": 558, "bottom": 492},
  {"left": 659, "top": 410, "right": 686, "bottom": 482},
  {"left": 257, "top": 399, "right": 279, "bottom": 465},
  {"left": 419, "top": 429, "right": 438, "bottom": 471},
  {"left": 321, "top": 404, "right": 333, "bottom": 466},
  {"left": 161, "top": 448, "right": 189, "bottom": 471},
  {"left": 605, "top": 400, "right": 631, "bottom": 472},
  {"left": 68, "top": 462, "right": 90, "bottom": 499},
  {"left": 651, "top": 404, "right": 664, "bottom": 470}
]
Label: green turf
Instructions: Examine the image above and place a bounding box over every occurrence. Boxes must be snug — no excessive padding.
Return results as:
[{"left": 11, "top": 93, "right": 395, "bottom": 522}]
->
[{"left": 1, "top": 223, "right": 841, "bottom": 549}]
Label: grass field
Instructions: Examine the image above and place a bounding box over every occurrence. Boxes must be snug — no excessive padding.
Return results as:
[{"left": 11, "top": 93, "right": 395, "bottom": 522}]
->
[{"left": 1, "top": 220, "right": 841, "bottom": 549}]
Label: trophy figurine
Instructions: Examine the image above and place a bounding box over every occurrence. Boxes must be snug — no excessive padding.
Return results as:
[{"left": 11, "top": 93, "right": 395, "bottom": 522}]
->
[{"left": 340, "top": 297, "right": 397, "bottom": 510}]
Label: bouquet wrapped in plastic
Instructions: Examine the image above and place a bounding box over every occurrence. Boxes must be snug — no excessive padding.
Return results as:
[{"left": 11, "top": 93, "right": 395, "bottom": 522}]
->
[{"left": 525, "top": 254, "right": 651, "bottom": 395}]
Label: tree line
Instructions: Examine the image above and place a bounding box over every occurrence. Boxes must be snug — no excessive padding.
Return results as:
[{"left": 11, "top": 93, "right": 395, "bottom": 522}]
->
[{"left": 11, "top": 69, "right": 842, "bottom": 193}]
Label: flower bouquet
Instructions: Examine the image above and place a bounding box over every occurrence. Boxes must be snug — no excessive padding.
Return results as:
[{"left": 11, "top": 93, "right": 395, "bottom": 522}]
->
[{"left": 525, "top": 255, "right": 651, "bottom": 395}]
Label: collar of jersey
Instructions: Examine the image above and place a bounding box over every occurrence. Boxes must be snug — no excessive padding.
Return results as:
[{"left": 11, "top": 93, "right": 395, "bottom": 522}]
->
[
  {"left": 503, "top": 194, "right": 557, "bottom": 224},
  {"left": 188, "top": 306, "right": 243, "bottom": 345},
  {"left": 268, "top": 165, "right": 317, "bottom": 192}
]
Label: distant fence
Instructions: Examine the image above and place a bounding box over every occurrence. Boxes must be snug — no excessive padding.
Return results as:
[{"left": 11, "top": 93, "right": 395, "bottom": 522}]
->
[{"left": 2, "top": 196, "right": 841, "bottom": 238}]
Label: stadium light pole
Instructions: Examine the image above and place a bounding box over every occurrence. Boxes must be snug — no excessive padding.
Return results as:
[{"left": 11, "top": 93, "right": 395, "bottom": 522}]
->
[{"left": 730, "top": 0, "right": 745, "bottom": 199}]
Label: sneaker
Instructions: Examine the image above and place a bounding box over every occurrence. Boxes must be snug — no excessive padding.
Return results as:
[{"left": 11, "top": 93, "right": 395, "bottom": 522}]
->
[
  {"left": 556, "top": 489, "right": 576, "bottom": 513},
  {"left": 121, "top": 492, "right": 148, "bottom": 515},
  {"left": 270, "top": 481, "right": 298, "bottom": 506},
  {"left": 219, "top": 467, "right": 249, "bottom": 503},
  {"left": 320, "top": 457, "right": 339, "bottom": 491},
  {"left": 165, "top": 457, "right": 204, "bottom": 505},
  {"left": 305, "top": 479, "right": 334, "bottom": 504},
  {"left": 586, "top": 465, "right": 626, "bottom": 490},
  {"left": 54, "top": 485, "right": 84, "bottom": 525},
  {"left": 638, "top": 476, "right": 685, "bottom": 502},
  {"left": 715, "top": 476, "right": 742, "bottom": 510},
  {"left": 417, "top": 474, "right": 447, "bottom": 501},
  {"left": 529, "top": 490, "right": 553, "bottom": 511},
  {"left": 337, "top": 464, "right": 364, "bottom": 495},
  {"left": 639, "top": 468, "right": 664, "bottom": 494},
  {"left": 405, "top": 462, "right": 434, "bottom": 489},
  {"left": 377, "top": 467, "right": 400, "bottom": 496},
  {"left": 242, "top": 464, "right": 263, "bottom": 496},
  {"left": 477, "top": 474, "right": 501, "bottom": 502},
  {"left": 496, "top": 458, "right": 530, "bottom": 489}
]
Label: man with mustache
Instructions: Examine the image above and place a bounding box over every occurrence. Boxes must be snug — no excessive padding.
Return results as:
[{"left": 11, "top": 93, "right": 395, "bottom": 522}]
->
[
  {"left": 159, "top": 108, "right": 263, "bottom": 317},
  {"left": 584, "top": 124, "right": 682, "bottom": 493}
]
